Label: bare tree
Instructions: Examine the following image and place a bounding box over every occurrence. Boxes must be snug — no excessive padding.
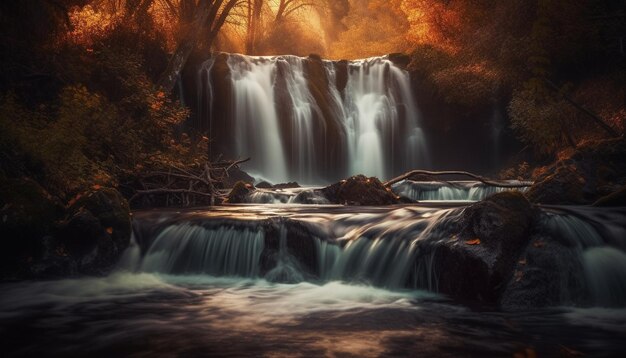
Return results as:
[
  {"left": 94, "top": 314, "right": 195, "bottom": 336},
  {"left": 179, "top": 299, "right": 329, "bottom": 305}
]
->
[{"left": 157, "top": 0, "right": 240, "bottom": 93}]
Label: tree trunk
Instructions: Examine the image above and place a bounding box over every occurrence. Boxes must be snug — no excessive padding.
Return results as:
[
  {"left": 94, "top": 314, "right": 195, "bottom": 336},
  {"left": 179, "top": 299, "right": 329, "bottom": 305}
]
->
[{"left": 157, "top": 0, "right": 239, "bottom": 93}]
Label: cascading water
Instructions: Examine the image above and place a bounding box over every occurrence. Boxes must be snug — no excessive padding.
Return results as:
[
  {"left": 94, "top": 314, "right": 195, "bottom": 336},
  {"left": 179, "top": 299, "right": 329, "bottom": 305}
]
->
[
  {"left": 392, "top": 180, "right": 531, "bottom": 201},
  {"left": 125, "top": 205, "right": 626, "bottom": 308},
  {"left": 198, "top": 53, "right": 428, "bottom": 183},
  {"left": 139, "top": 223, "right": 264, "bottom": 277},
  {"left": 5, "top": 205, "right": 626, "bottom": 356}
]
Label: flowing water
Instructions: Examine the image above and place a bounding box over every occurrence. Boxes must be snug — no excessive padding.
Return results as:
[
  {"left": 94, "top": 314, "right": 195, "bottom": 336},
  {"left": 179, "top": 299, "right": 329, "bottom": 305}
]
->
[
  {"left": 2, "top": 204, "right": 625, "bottom": 357},
  {"left": 198, "top": 54, "right": 428, "bottom": 183}
]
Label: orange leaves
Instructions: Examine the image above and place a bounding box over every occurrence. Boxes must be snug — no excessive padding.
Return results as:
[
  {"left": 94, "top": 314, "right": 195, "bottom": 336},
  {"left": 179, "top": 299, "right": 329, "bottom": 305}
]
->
[
  {"left": 92, "top": 184, "right": 101, "bottom": 190},
  {"left": 465, "top": 238, "right": 481, "bottom": 245},
  {"left": 106, "top": 227, "right": 113, "bottom": 235}
]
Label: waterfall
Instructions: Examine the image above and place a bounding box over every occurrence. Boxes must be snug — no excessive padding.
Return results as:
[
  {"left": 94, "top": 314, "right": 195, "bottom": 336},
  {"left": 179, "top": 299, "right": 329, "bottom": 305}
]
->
[
  {"left": 227, "top": 56, "right": 288, "bottom": 182},
  {"left": 140, "top": 223, "right": 264, "bottom": 277},
  {"left": 199, "top": 53, "right": 427, "bottom": 183},
  {"left": 128, "top": 206, "right": 626, "bottom": 307}
]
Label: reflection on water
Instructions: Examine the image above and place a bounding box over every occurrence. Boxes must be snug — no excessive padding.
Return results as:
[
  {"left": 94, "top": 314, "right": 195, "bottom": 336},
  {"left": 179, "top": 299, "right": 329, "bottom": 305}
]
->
[{"left": 1, "top": 273, "right": 624, "bottom": 357}]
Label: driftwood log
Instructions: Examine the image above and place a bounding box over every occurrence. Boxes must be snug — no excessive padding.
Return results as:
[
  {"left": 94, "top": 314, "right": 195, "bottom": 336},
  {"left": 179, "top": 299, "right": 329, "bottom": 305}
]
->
[
  {"left": 383, "top": 170, "right": 533, "bottom": 188},
  {"left": 129, "top": 158, "right": 250, "bottom": 207}
]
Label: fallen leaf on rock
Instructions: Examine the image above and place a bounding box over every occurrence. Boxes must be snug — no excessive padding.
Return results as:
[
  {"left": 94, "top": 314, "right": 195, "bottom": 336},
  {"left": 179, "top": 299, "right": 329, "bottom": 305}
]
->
[
  {"left": 92, "top": 184, "right": 101, "bottom": 190},
  {"left": 465, "top": 238, "right": 481, "bottom": 245},
  {"left": 106, "top": 227, "right": 113, "bottom": 234}
]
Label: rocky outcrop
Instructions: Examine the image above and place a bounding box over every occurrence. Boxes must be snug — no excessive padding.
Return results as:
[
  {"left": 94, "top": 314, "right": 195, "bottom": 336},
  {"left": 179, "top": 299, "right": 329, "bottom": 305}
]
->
[
  {"left": 431, "top": 191, "right": 536, "bottom": 304},
  {"left": 0, "top": 181, "right": 132, "bottom": 279},
  {"left": 320, "top": 175, "right": 400, "bottom": 205},
  {"left": 527, "top": 138, "right": 626, "bottom": 205}
]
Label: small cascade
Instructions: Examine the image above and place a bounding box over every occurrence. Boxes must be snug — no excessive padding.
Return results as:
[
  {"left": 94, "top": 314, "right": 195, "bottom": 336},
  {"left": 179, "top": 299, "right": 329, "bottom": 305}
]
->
[
  {"left": 314, "top": 208, "right": 456, "bottom": 289},
  {"left": 140, "top": 223, "right": 264, "bottom": 277},
  {"left": 316, "top": 237, "right": 417, "bottom": 288},
  {"left": 583, "top": 247, "right": 626, "bottom": 307},
  {"left": 540, "top": 210, "right": 626, "bottom": 306},
  {"left": 392, "top": 180, "right": 530, "bottom": 201},
  {"left": 199, "top": 53, "right": 428, "bottom": 183},
  {"left": 116, "top": 232, "right": 141, "bottom": 272},
  {"left": 264, "top": 224, "right": 306, "bottom": 283}
]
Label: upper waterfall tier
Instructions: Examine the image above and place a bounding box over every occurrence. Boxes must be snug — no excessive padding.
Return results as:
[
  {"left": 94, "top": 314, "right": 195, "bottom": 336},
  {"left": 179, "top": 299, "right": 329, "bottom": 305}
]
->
[{"left": 198, "top": 53, "right": 429, "bottom": 184}]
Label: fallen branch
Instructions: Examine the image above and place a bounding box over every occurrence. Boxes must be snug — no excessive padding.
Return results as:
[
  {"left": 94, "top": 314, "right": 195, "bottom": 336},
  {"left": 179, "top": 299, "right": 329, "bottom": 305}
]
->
[
  {"left": 128, "top": 157, "right": 251, "bottom": 207},
  {"left": 384, "top": 170, "right": 533, "bottom": 188}
]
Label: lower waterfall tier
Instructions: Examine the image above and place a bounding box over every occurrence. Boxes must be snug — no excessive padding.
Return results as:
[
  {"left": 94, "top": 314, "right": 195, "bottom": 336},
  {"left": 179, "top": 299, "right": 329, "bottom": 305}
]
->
[{"left": 127, "top": 201, "right": 626, "bottom": 310}]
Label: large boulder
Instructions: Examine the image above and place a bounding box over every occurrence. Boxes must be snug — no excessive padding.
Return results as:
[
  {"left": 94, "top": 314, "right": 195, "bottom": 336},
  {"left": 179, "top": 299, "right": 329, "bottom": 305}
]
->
[
  {"left": 321, "top": 175, "right": 400, "bottom": 205},
  {"left": 432, "top": 191, "right": 535, "bottom": 304},
  {"left": 58, "top": 187, "right": 132, "bottom": 274},
  {"left": 500, "top": 234, "right": 587, "bottom": 310}
]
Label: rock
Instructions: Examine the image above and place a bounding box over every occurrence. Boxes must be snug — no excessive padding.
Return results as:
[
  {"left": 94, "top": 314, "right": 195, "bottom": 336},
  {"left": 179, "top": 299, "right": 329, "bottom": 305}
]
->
[
  {"left": 593, "top": 185, "right": 626, "bottom": 207},
  {"left": 61, "top": 187, "right": 132, "bottom": 274},
  {"left": 274, "top": 182, "right": 300, "bottom": 189},
  {"left": 387, "top": 53, "right": 411, "bottom": 68},
  {"left": 527, "top": 138, "right": 626, "bottom": 205},
  {"left": 321, "top": 175, "right": 400, "bottom": 205},
  {"left": 60, "top": 208, "right": 106, "bottom": 256},
  {"left": 500, "top": 235, "right": 587, "bottom": 310},
  {"left": 67, "top": 188, "right": 131, "bottom": 251},
  {"left": 0, "top": 178, "right": 64, "bottom": 277},
  {"left": 256, "top": 181, "right": 273, "bottom": 189},
  {"left": 226, "top": 181, "right": 254, "bottom": 203},
  {"left": 526, "top": 165, "right": 586, "bottom": 204},
  {"left": 432, "top": 192, "right": 535, "bottom": 304}
]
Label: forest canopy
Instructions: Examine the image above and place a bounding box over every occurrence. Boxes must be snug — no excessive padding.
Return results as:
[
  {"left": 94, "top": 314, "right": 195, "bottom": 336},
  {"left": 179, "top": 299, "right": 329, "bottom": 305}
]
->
[{"left": 0, "top": 0, "right": 624, "bottom": 198}]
